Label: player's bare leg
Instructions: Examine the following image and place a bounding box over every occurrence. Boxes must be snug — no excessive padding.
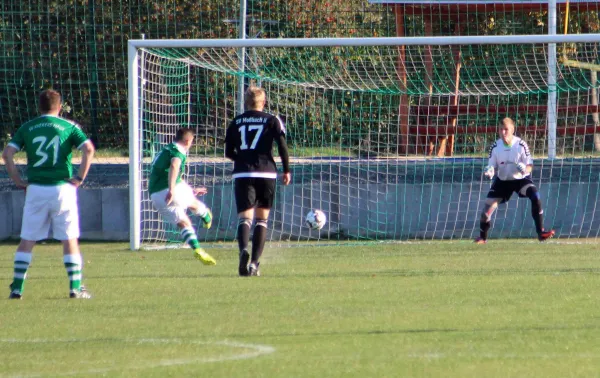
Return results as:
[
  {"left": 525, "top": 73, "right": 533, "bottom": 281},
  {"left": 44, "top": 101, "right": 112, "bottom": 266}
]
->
[
  {"left": 9, "top": 239, "right": 35, "bottom": 299},
  {"left": 475, "top": 199, "right": 499, "bottom": 244}
]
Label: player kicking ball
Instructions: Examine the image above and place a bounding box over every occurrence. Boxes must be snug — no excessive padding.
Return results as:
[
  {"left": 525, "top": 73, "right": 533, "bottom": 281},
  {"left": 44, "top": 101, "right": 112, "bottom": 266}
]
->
[
  {"left": 148, "top": 128, "right": 216, "bottom": 265},
  {"left": 475, "top": 117, "right": 555, "bottom": 244}
]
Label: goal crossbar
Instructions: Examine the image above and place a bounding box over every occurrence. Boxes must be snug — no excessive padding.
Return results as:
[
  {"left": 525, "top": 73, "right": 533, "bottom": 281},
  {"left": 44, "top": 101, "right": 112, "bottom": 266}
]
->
[{"left": 128, "top": 34, "right": 600, "bottom": 49}]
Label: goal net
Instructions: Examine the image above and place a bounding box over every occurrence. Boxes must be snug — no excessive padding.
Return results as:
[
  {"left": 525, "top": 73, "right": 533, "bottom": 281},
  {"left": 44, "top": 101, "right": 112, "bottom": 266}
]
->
[{"left": 128, "top": 35, "right": 600, "bottom": 249}]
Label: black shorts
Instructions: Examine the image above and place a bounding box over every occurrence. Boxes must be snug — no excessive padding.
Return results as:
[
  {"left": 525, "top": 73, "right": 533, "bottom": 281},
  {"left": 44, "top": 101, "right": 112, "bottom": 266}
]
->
[
  {"left": 234, "top": 177, "right": 276, "bottom": 212},
  {"left": 487, "top": 177, "right": 536, "bottom": 203}
]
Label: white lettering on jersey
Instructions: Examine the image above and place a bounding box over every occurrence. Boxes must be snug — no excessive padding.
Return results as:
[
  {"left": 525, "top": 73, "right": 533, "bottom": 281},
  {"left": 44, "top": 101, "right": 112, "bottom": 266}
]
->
[{"left": 238, "top": 125, "right": 264, "bottom": 150}]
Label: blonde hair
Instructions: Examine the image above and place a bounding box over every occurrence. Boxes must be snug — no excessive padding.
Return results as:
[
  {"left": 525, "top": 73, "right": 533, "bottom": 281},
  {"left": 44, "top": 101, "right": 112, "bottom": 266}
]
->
[
  {"left": 244, "top": 86, "right": 266, "bottom": 110},
  {"left": 501, "top": 117, "right": 515, "bottom": 130}
]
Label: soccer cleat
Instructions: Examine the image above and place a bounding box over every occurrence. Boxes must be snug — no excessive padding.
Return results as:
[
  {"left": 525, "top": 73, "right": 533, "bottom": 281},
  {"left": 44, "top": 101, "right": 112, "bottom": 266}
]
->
[
  {"left": 201, "top": 209, "right": 213, "bottom": 229},
  {"left": 8, "top": 290, "right": 22, "bottom": 300},
  {"left": 70, "top": 290, "right": 92, "bottom": 299},
  {"left": 194, "top": 248, "right": 216, "bottom": 265},
  {"left": 239, "top": 249, "right": 250, "bottom": 276},
  {"left": 248, "top": 262, "right": 261, "bottom": 277},
  {"left": 538, "top": 229, "right": 555, "bottom": 242},
  {"left": 8, "top": 283, "right": 22, "bottom": 299},
  {"left": 474, "top": 237, "right": 487, "bottom": 245}
]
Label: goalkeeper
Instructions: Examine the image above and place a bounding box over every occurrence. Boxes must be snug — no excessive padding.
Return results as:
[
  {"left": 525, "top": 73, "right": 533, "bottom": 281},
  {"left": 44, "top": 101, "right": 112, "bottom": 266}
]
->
[
  {"left": 148, "top": 127, "right": 216, "bottom": 265},
  {"left": 476, "top": 118, "right": 555, "bottom": 244}
]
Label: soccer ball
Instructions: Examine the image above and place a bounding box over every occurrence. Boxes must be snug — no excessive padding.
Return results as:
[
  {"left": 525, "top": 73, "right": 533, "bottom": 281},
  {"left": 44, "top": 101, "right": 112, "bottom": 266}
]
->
[{"left": 305, "top": 209, "right": 326, "bottom": 230}]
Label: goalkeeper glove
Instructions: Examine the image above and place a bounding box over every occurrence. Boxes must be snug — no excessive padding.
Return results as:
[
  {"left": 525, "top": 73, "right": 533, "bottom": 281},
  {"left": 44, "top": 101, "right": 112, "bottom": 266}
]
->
[
  {"left": 484, "top": 166, "right": 495, "bottom": 179},
  {"left": 516, "top": 162, "right": 527, "bottom": 174}
]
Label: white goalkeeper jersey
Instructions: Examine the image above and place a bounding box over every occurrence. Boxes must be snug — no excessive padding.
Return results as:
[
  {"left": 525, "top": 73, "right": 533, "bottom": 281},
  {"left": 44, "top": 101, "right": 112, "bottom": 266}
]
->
[{"left": 488, "top": 136, "right": 533, "bottom": 181}]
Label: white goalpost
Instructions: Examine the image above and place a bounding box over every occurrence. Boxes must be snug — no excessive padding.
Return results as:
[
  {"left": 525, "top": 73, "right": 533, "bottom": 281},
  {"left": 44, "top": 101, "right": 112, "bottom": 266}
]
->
[{"left": 128, "top": 34, "right": 600, "bottom": 250}]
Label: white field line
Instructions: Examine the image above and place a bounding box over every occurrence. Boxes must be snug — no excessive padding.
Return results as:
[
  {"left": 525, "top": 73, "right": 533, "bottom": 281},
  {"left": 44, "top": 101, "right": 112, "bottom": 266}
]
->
[{"left": 0, "top": 338, "right": 275, "bottom": 378}]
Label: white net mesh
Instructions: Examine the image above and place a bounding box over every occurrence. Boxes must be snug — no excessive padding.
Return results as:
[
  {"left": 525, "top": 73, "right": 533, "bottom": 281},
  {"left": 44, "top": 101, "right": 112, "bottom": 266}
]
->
[{"left": 131, "top": 37, "right": 600, "bottom": 248}]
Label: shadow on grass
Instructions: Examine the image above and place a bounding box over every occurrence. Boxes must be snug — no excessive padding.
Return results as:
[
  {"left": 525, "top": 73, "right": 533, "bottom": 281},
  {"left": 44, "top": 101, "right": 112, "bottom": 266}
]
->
[
  {"left": 9, "top": 266, "right": 599, "bottom": 282},
  {"left": 225, "top": 323, "right": 600, "bottom": 340}
]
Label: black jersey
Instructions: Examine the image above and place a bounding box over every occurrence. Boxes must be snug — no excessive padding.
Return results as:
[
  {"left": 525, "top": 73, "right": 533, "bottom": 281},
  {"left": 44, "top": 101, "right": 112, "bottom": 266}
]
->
[{"left": 225, "top": 110, "right": 290, "bottom": 179}]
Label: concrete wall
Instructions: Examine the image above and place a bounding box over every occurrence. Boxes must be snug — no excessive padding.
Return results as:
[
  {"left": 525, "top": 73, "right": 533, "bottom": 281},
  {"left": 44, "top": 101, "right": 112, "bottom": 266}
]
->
[
  {"left": 0, "top": 189, "right": 129, "bottom": 241},
  {"left": 270, "top": 181, "right": 600, "bottom": 240},
  {"left": 1, "top": 181, "right": 599, "bottom": 242}
]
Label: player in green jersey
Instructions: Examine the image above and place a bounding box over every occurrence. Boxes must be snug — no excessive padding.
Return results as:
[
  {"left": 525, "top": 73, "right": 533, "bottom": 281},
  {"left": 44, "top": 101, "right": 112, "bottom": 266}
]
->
[
  {"left": 2, "top": 89, "right": 95, "bottom": 299},
  {"left": 148, "top": 127, "right": 216, "bottom": 265}
]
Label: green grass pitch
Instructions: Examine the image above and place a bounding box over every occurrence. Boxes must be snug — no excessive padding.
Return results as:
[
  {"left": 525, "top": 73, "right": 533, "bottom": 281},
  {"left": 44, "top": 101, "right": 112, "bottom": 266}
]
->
[{"left": 1, "top": 240, "right": 599, "bottom": 377}]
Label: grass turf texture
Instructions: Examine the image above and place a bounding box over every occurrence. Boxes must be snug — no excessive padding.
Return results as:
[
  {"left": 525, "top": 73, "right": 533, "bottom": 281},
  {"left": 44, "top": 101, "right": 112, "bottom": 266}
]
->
[{"left": 1, "top": 240, "right": 599, "bottom": 377}]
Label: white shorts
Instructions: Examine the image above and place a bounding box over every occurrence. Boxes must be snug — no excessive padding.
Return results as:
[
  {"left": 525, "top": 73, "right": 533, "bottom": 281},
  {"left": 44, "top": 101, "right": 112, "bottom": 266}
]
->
[
  {"left": 21, "top": 184, "right": 80, "bottom": 241},
  {"left": 150, "top": 182, "right": 206, "bottom": 225}
]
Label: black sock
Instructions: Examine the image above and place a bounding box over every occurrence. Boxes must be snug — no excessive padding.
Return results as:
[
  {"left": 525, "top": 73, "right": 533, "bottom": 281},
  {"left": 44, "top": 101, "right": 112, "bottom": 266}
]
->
[
  {"left": 251, "top": 219, "right": 268, "bottom": 263},
  {"left": 237, "top": 218, "right": 252, "bottom": 253},
  {"left": 526, "top": 187, "right": 544, "bottom": 234},
  {"left": 531, "top": 206, "right": 544, "bottom": 235},
  {"left": 480, "top": 221, "right": 491, "bottom": 240}
]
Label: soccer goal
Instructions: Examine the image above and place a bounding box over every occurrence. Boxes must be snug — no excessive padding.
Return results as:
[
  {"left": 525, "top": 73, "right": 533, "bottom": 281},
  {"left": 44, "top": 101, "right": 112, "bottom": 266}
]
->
[{"left": 128, "top": 34, "right": 600, "bottom": 250}]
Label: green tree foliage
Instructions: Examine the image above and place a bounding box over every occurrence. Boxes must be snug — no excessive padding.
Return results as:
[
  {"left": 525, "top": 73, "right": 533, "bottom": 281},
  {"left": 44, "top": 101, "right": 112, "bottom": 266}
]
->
[{"left": 1, "top": 1, "right": 599, "bottom": 156}]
